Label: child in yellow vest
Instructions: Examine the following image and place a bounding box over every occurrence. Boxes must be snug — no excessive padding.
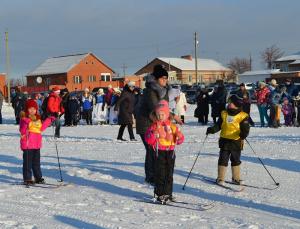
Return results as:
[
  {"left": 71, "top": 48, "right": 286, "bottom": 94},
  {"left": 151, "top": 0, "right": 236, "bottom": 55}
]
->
[
  {"left": 206, "top": 94, "right": 250, "bottom": 185},
  {"left": 145, "top": 100, "right": 184, "bottom": 203}
]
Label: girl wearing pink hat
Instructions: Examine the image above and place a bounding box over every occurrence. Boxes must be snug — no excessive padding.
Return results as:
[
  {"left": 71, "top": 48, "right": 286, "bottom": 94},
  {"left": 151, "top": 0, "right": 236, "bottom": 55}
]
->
[{"left": 145, "top": 100, "right": 184, "bottom": 204}]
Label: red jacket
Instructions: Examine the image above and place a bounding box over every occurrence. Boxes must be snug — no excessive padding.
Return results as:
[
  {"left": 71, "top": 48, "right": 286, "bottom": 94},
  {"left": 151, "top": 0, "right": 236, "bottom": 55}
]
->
[
  {"left": 255, "top": 87, "right": 270, "bottom": 105},
  {"left": 47, "top": 92, "right": 64, "bottom": 114}
]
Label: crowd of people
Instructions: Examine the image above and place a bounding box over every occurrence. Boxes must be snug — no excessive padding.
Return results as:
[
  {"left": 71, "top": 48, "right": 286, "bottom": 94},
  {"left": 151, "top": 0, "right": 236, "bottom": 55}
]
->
[
  {"left": 194, "top": 78, "right": 300, "bottom": 128},
  {"left": 1, "top": 63, "right": 300, "bottom": 203}
]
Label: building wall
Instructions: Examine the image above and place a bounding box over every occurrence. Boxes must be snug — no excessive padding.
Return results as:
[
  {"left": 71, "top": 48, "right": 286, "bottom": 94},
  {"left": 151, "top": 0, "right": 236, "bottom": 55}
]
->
[
  {"left": 271, "top": 72, "right": 300, "bottom": 83},
  {"left": 67, "top": 54, "right": 117, "bottom": 91},
  {"left": 0, "top": 73, "right": 6, "bottom": 96},
  {"left": 27, "top": 73, "right": 67, "bottom": 91},
  {"left": 135, "top": 58, "right": 232, "bottom": 85}
]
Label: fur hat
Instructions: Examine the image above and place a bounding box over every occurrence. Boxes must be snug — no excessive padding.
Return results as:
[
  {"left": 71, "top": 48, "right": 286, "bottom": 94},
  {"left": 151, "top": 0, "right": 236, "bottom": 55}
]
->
[
  {"left": 270, "top": 79, "right": 278, "bottom": 86},
  {"left": 25, "top": 99, "right": 38, "bottom": 111},
  {"left": 228, "top": 94, "right": 243, "bottom": 108},
  {"left": 152, "top": 64, "right": 168, "bottom": 79},
  {"left": 98, "top": 88, "right": 104, "bottom": 94},
  {"left": 128, "top": 81, "right": 135, "bottom": 87},
  {"left": 155, "top": 100, "right": 170, "bottom": 118}
]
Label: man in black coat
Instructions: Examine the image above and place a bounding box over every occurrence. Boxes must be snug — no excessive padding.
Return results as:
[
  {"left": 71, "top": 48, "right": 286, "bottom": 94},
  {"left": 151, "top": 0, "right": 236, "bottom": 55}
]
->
[{"left": 115, "top": 82, "right": 136, "bottom": 141}]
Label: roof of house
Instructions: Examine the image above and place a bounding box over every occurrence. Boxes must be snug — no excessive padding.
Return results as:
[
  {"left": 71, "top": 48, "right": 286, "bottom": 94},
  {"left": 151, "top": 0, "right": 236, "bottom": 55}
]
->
[
  {"left": 26, "top": 53, "right": 114, "bottom": 76},
  {"left": 157, "top": 57, "right": 230, "bottom": 71},
  {"left": 240, "top": 69, "right": 281, "bottom": 76},
  {"left": 290, "top": 59, "right": 300, "bottom": 65},
  {"left": 275, "top": 54, "right": 300, "bottom": 62}
]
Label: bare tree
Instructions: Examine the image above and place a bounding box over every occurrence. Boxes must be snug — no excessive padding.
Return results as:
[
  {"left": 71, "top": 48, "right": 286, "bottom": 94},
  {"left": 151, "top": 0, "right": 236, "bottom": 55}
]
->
[
  {"left": 228, "top": 57, "right": 251, "bottom": 74},
  {"left": 261, "top": 45, "right": 284, "bottom": 69}
]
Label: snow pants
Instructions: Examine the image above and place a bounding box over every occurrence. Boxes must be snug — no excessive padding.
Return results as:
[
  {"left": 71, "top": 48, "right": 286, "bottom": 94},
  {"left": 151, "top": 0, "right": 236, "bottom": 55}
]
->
[
  {"left": 218, "top": 149, "right": 241, "bottom": 167},
  {"left": 140, "top": 134, "right": 155, "bottom": 183},
  {"left": 154, "top": 150, "right": 175, "bottom": 197},
  {"left": 23, "top": 149, "right": 42, "bottom": 181}
]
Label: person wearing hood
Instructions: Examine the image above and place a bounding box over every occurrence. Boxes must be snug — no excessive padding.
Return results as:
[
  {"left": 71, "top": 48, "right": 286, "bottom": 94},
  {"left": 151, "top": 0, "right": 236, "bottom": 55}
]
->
[
  {"left": 206, "top": 94, "right": 250, "bottom": 186},
  {"left": 115, "top": 82, "right": 136, "bottom": 141}
]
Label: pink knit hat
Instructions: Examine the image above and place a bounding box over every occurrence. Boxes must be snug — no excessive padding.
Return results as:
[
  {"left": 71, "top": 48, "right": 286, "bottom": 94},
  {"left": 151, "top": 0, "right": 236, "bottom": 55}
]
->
[{"left": 155, "top": 100, "right": 170, "bottom": 118}]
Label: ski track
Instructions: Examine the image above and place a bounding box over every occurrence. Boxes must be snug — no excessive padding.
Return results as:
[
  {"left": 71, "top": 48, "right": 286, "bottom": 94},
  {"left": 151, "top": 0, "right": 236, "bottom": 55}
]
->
[{"left": 0, "top": 104, "right": 299, "bottom": 228}]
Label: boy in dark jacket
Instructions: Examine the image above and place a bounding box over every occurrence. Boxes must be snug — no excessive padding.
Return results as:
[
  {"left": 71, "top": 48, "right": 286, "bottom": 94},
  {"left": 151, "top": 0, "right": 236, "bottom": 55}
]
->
[{"left": 206, "top": 94, "right": 250, "bottom": 185}]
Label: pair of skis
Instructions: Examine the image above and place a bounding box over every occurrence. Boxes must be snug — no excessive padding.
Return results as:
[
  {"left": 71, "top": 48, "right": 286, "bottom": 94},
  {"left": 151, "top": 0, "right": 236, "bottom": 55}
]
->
[
  {"left": 137, "top": 197, "right": 215, "bottom": 211},
  {"left": 11, "top": 181, "right": 71, "bottom": 189}
]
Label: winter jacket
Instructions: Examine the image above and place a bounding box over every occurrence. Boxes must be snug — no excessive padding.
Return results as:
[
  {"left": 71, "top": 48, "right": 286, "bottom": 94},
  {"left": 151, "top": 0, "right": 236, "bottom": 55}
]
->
[
  {"left": 19, "top": 114, "right": 55, "bottom": 150},
  {"left": 175, "top": 92, "right": 187, "bottom": 116},
  {"left": 207, "top": 108, "right": 250, "bottom": 151},
  {"left": 95, "top": 94, "right": 105, "bottom": 104},
  {"left": 136, "top": 75, "right": 169, "bottom": 135},
  {"left": 210, "top": 86, "right": 227, "bottom": 118},
  {"left": 195, "top": 90, "right": 209, "bottom": 117},
  {"left": 81, "top": 94, "right": 94, "bottom": 111},
  {"left": 115, "top": 85, "right": 135, "bottom": 125},
  {"left": 145, "top": 119, "right": 184, "bottom": 151},
  {"left": 47, "top": 92, "right": 64, "bottom": 115},
  {"left": 105, "top": 88, "right": 114, "bottom": 105},
  {"left": 234, "top": 89, "right": 251, "bottom": 114},
  {"left": 281, "top": 103, "right": 294, "bottom": 116},
  {"left": 0, "top": 91, "right": 3, "bottom": 109},
  {"left": 269, "top": 88, "right": 282, "bottom": 105},
  {"left": 255, "top": 87, "right": 270, "bottom": 105}
]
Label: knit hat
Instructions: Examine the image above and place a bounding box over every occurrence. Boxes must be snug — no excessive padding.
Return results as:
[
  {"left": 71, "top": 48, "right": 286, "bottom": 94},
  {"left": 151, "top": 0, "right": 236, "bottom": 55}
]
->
[
  {"left": 152, "top": 64, "right": 168, "bottom": 79},
  {"left": 155, "top": 100, "right": 170, "bottom": 118},
  {"left": 258, "top": 81, "right": 266, "bottom": 87},
  {"left": 239, "top": 83, "right": 245, "bottom": 87},
  {"left": 228, "top": 94, "right": 243, "bottom": 108},
  {"left": 25, "top": 99, "right": 38, "bottom": 112},
  {"left": 52, "top": 86, "right": 60, "bottom": 93}
]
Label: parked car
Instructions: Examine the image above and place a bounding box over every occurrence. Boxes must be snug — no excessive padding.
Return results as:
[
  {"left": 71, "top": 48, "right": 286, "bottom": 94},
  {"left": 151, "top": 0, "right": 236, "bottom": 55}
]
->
[{"left": 185, "top": 89, "right": 197, "bottom": 104}]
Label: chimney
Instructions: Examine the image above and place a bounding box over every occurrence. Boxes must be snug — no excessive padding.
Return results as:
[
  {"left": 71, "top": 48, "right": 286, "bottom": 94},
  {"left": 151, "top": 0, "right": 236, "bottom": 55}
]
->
[{"left": 181, "top": 55, "right": 193, "bottom": 61}]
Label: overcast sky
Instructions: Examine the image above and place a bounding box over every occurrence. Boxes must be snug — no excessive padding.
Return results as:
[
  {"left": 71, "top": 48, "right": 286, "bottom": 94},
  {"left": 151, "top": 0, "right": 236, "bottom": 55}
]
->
[{"left": 0, "top": 0, "right": 300, "bottom": 79}]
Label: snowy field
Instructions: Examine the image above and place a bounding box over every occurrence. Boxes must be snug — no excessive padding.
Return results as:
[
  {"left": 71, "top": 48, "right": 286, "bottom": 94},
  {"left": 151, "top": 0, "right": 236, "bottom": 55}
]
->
[{"left": 0, "top": 103, "right": 299, "bottom": 229}]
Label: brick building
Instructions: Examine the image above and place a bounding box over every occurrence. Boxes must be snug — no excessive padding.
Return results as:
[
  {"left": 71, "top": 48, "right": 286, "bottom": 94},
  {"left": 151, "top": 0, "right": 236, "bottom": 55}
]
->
[
  {"left": 135, "top": 55, "right": 232, "bottom": 85},
  {"left": 0, "top": 73, "right": 6, "bottom": 97},
  {"left": 26, "top": 53, "right": 117, "bottom": 93}
]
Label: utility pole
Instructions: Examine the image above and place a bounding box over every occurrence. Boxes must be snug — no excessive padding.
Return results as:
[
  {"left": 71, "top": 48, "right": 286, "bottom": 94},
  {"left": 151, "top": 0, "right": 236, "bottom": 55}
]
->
[
  {"left": 194, "top": 32, "right": 199, "bottom": 85},
  {"left": 5, "top": 30, "right": 11, "bottom": 104},
  {"left": 121, "top": 63, "right": 128, "bottom": 77}
]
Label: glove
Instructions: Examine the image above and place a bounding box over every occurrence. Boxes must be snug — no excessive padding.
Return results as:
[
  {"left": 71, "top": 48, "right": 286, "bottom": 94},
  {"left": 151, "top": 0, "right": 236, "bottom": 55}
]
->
[{"left": 206, "top": 127, "right": 213, "bottom": 135}]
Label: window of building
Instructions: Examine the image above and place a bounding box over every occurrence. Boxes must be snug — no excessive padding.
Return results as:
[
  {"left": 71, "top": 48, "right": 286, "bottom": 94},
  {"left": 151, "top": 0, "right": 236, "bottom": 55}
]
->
[
  {"left": 88, "top": 75, "right": 96, "bottom": 82},
  {"left": 100, "top": 73, "right": 111, "bottom": 81},
  {"left": 74, "top": 75, "right": 82, "bottom": 84},
  {"left": 188, "top": 75, "right": 192, "bottom": 82}
]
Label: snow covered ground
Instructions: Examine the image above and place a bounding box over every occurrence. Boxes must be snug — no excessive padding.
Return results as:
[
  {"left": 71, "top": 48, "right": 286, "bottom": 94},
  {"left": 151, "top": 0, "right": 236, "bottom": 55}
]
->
[{"left": 0, "top": 103, "right": 299, "bottom": 229}]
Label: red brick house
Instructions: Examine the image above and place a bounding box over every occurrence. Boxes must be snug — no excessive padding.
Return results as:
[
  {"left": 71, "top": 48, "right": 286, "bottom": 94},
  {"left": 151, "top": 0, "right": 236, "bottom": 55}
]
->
[{"left": 26, "top": 53, "right": 117, "bottom": 93}]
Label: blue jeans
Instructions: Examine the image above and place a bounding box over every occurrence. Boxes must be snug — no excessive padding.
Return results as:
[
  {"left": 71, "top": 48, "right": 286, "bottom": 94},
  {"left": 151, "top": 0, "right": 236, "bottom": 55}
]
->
[{"left": 257, "top": 104, "right": 270, "bottom": 127}]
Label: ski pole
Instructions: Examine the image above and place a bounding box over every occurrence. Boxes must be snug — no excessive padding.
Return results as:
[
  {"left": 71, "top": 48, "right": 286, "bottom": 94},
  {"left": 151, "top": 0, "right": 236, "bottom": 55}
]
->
[
  {"left": 53, "top": 125, "right": 63, "bottom": 182},
  {"left": 182, "top": 134, "right": 208, "bottom": 190},
  {"left": 245, "top": 138, "right": 279, "bottom": 186}
]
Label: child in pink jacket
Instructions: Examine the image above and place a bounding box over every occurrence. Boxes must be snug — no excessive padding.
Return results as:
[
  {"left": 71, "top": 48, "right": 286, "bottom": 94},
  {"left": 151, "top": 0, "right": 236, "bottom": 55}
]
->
[
  {"left": 19, "top": 99, "right": 55, "bottom": 185},
  {"left": 145, "top": 100, "right": 184, "bottom": 204}
]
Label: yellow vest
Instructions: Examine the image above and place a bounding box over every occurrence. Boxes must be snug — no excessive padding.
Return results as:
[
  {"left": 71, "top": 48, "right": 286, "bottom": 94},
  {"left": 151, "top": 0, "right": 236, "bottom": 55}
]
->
[
  {"left": 157, "top": 123, "right": 177, "bottom": 147},
  {"left": 28, "top": 119, "right": 42, "bottom": 134},
  {"left": 220, "top": 110, "right": 248, "bottom": 140}
]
